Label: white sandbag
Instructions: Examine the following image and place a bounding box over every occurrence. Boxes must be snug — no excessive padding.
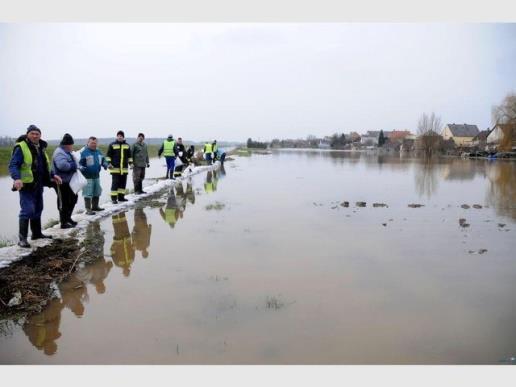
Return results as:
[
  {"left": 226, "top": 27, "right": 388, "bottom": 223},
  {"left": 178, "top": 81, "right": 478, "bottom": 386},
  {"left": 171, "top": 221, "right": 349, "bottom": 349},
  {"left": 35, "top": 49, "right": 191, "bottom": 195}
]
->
[
  {"left": 70, "top": 171, "right": 88, "bottom": 194},
  {"left": 175, "top": 157, "right": 183, "bottom": 167}
]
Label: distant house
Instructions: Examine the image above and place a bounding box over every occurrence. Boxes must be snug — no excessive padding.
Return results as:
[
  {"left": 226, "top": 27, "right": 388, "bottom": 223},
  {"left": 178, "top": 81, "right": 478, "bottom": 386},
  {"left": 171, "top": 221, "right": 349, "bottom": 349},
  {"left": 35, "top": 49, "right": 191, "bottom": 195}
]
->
[
  {"left": 389, "top": 130, "right": 412, "bottom": 141},
  {"left": 400, "top": 138, "right": 415, "bottom": 153},
  {"left": 360, "top": 130, "right": 392, "bottom": 146},
  {"left": 348, "top": 132, "right": 361, "bottom": 143},
  {"left": 318, "top": 140, "right": 331, "bottom": 149},
  {"left": 487, "top": 123, "right": 516, "bottom": 151},
  {"left": 471, "top": 129, "right": 491, "bottom": 149},
  {"left": 442, "top": 123, "right": 480, "bottom": 147}
]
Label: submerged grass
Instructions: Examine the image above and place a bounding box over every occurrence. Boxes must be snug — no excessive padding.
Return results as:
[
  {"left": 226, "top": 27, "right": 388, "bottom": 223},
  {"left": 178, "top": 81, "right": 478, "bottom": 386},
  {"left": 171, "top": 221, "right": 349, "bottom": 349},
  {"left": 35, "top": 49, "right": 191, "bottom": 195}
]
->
[{"left": 205, "top": 202, "right": 226, "bottom": 211}]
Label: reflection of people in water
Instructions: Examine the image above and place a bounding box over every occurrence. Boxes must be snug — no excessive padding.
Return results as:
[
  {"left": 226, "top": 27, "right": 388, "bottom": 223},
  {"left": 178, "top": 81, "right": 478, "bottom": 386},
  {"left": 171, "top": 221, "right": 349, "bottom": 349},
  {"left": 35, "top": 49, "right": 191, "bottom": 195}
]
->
[
  {"left": 110, "top": 212, "right": 135, "bottom": 277},
  {"left": 186, "top": 179, "right": 195, "bottom": 205},
  {"left": 59, "top": 274, "right": 89, "bottom": 317},
  {"left": 84, "top": 221, "right": 105, "bottom": 261},
  {"left": 132, "top": 208, "right": 152, "bottom": 258},
  {"left": 159, "top": 186, "right": 183, "bottom": 228},
  {"left": 22, "top": 271, "right": 90, "bottom": 355},
  {"left": 86, "top": 257, "right": 113, "bottom": 294},
  {"left": 76, "top": 221, "right": 112, "bottom": 294},
  {"left": 204, "top": 170, "right": 218, "bottom": 193},
  {"left": 219, "top": 164, "right": 226, "bottom": 178},
  {"left": 23, "top": 298, "right": 65, "bottom": 356},
  {"left": 175, "top": 182, "right": 187, "bottom": 212}
]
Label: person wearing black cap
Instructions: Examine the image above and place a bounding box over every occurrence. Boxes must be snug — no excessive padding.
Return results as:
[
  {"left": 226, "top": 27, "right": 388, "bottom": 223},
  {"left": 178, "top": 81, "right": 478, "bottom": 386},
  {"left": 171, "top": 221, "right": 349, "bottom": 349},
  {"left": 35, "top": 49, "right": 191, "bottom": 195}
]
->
[
  {"left": 106, "top": 130, "right": 133, "bottom": 203},
  {"left": 9, "top": 125, "right": 62, "bottom": 247},
  {"left": 52, "top": 133, "right": 79, "bottom": 228}
]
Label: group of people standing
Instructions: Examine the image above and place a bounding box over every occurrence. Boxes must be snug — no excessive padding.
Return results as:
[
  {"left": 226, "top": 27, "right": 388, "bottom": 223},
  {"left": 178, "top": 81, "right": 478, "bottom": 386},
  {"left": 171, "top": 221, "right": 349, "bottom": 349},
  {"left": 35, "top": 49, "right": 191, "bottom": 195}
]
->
[{"left": 8, "top": 124, "right": 223, "bottom": 249}]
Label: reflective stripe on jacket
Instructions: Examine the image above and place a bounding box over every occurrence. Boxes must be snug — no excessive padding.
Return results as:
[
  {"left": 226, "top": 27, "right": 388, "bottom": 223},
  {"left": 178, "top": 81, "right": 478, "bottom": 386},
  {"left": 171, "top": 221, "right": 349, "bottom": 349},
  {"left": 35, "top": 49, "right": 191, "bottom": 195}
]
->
[
  {"left": 15, "top": 141, "right": 50, "bottom": 183},
  {"left": 106, "top": 140, "right": 132, "bottom": 175}
]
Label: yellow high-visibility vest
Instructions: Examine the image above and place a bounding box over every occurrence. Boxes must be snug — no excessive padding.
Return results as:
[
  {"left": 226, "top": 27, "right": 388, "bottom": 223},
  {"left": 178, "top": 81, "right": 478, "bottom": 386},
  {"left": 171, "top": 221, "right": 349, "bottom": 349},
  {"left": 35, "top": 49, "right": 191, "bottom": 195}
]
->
[
  {"left": 163, "top": 140, "right": 175, "bottom": 157},
  {"left": 13, "top": 141, "right": 50, "bottom": 183}
]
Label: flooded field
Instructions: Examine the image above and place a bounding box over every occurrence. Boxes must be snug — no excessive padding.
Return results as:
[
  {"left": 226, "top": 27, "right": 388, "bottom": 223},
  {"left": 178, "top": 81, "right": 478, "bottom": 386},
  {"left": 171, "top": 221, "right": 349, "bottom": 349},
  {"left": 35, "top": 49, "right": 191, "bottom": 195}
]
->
[{"left": 0, "top": 150, "right": 515, "bottom": 364}]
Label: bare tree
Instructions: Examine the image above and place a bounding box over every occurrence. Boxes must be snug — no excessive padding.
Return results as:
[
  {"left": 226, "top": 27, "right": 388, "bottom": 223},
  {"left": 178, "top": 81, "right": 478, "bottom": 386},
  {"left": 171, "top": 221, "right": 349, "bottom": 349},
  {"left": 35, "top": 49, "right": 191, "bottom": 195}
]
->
[
  {"left": 416, "top": 112, "right": 443, "bottom": 157},
  {"left": 492, "top": 92, "right": 516, "bottom": 125},
  {"left": 492, "top": 92, "right": 516, "bottom": 151}
]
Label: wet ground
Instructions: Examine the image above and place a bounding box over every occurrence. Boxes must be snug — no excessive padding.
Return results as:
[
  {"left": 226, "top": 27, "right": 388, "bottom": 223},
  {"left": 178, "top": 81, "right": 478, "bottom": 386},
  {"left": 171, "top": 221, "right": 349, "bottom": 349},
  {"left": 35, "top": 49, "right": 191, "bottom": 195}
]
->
[{"left": 0, "top": 151, "right": 515, "bottom": 364}]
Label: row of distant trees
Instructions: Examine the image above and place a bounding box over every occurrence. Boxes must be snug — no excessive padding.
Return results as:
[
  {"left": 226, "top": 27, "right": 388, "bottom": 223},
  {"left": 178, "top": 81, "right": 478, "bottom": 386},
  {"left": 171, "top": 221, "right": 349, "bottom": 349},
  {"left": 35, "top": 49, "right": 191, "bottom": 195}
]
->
[
  {"left": 0, "top": 136, "right": 15, "bottom": 146},
  {"left": 246, "top": 138, "right": 268, "bottom": 149}
]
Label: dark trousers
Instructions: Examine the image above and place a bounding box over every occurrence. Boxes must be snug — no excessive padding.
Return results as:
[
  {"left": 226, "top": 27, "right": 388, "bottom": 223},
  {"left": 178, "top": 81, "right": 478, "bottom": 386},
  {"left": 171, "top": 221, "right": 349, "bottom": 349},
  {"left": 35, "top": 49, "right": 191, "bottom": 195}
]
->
[
  {"left": 111, "top": 173, "right": 128, "bottom": 198},
  {"left": 165, "top": 156, "right": 175, "bottom": 177},
  {"left": 56, "top": 182, "right": 78, "bottom": 223},
  {"left": 133, "top": 166, "right": 146, "bottom": 192},
  {"left": 173, "top": 164, "right": 184, "bottom": 177},
  {"left": 19, "top": 186, "right": 44, "bottom": 220}
]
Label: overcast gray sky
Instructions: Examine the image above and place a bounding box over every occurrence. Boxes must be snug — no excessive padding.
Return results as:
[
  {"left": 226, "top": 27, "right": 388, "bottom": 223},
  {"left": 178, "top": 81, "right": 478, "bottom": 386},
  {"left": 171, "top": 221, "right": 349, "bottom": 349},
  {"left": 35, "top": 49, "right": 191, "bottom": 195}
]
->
[{"left": 1, "top": 23, "right": 515, "bottom": 141}]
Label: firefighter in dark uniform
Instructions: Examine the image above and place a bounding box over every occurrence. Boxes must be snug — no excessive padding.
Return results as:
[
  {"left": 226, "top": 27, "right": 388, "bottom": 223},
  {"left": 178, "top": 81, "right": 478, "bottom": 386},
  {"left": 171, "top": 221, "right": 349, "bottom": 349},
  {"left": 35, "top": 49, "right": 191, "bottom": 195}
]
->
[
  {"left": 110, "top": 212, "right": 135, "bottom": 277},
  {"left": 106, "top": 130, "right": 133, "bottom": 204}
]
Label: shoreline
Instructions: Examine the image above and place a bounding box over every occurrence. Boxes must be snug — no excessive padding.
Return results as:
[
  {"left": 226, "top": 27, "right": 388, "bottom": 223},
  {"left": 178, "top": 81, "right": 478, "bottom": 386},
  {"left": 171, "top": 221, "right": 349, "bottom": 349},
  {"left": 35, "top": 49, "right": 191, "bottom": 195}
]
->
[
  {"left": 0, "top": 161, "right": 223, "bottom": 319},
  {"left": 0, "top": 161, "right": 221, "bottom": 269}
]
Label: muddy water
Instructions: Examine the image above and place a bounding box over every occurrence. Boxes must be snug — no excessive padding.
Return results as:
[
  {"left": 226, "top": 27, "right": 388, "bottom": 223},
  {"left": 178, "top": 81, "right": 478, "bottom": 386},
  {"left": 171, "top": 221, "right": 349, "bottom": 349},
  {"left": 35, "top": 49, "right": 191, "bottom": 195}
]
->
[{"left": 0, "top": 151, "right": 515, "bottom": 364}]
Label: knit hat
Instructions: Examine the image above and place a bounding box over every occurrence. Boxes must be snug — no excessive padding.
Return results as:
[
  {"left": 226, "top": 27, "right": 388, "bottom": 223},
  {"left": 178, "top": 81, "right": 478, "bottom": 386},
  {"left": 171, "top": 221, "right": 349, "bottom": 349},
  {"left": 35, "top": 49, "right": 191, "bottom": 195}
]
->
[
  {"left": 168, "top": 134, "right": 173, "bottom": 139},
  {"left": 26, "top": 124, "right": 41, "bottom": 134},
  {"left": 60, "top": 133, "right": 74, "bottom": 145},
  {"left": 117, "top": 130, "right": 125, "bottom": 137}
]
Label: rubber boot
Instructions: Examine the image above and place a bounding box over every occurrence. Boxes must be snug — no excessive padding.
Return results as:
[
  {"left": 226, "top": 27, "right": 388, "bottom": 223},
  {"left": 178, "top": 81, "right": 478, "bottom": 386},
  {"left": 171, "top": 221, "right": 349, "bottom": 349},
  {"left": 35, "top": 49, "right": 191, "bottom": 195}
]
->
[
  {"left": 165, "top": 170, "right": 169, "bottom": 179},
  {"left": 84, "top": 197, "right": 96, "bottom": 215},
  {"left": 111, "top": 195, "right": 118, "bottom": 204},
  {"left": 92, "top": 196, "right": 104, "bottom": 211},
  {"left": 18, "top": 218, "right": 31, "bottom": 248},
  {"left": 118, "top": 193, "right": 128, "bottom": 202},
  {"left": 67, "top": 209, "right": 78, "bottom": 226},
  {"left": 30, "top": 218, "right": 52, "bottom": 240},
  {"left": 60, "top": 213, "right": 74, "bottom": 229},
  {"left": 134, "top": 181, "right": 141, "bottom": 194}
]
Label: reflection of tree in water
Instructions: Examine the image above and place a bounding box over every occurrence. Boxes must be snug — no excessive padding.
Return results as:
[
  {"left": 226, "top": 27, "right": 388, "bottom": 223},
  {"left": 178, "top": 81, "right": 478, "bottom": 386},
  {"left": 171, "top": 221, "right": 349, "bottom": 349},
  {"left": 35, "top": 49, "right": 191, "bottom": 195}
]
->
[
  {"left": 486, "top": 162, "right": 516, "bottom": 220},
  {"left": 414, "top": 160, "right": 439, "bottom": 199}
]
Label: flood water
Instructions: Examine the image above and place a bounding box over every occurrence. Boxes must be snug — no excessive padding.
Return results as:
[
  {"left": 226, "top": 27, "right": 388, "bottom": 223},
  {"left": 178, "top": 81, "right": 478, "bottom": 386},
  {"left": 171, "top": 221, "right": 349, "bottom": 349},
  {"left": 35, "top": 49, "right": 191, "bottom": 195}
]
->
[{"left": 1, "top": 150, "right": 515, "bottom": 364}]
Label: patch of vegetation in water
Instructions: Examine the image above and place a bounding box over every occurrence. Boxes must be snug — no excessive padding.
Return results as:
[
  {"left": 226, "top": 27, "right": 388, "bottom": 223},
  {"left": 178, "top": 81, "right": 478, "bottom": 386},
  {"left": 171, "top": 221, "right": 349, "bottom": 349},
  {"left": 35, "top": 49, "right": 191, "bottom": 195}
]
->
[
  {"left": 0, "top": 236, "right": 16, "bottom": 248},
  {"left": 205, "top": 202, "right": 226, "bottom": 211}
]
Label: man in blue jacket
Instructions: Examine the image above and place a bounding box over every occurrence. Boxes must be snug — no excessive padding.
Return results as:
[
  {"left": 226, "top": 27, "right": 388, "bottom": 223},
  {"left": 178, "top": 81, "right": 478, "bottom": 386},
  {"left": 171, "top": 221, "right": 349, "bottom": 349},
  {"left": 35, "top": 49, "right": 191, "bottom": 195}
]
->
[
  {"left": 9, "top": 125, "right": 62, "bottom": 247},
  {"left": 52, "top": 133, "right": 79, "bottom": 229},
  {"left": 79, "top": 137, "right": 108, "bottom": 215}
]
